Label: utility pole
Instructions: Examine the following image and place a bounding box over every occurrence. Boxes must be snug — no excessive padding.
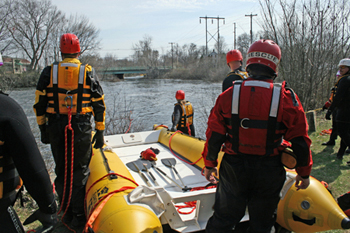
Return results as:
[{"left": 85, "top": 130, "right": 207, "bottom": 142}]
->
[
  {"left": 245, "top": 13, "right": 257, "bottom": 44},
  {"left": 169, "top": 42, "right": 174, "bottom": 69},
  {"left": 233, "top": 22, "right": 236, "bottom": 49},
  {"left": 199, "top": 16, "right": 225, "bottom": 55}
]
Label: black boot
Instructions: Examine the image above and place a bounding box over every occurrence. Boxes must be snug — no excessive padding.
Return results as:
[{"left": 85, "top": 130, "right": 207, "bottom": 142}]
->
[
  {"left": 322, "top": 140, "right": 335, "bottom": 146},
  {"left": 346, "top": 148, "right": 350, "bottom": 154},
  {"left": 337, "top": 154, "right": 344, "bottom": 160}
]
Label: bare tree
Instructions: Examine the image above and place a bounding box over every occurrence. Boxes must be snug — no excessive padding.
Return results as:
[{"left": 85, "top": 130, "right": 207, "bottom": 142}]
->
[
  {"left": 237, "top": 33, "right": 252, "bottom": 62},
  {"left": 64, "top": 14, "right": 101, "bottom": 55},
  {"left": 6, "top": 0, "right": 64, "bottom": 70},
  {"left": 0, "top": 0, "right": 15, "bottom": 54},
  {"left": 132, "top": 35, "right": 159, "bottom": 67},
  {"left": 259, "top": 0, "right": 350, "bottom": 110},
  {"left": 214, "top": 36, "right": 228, "bottom": 55}
]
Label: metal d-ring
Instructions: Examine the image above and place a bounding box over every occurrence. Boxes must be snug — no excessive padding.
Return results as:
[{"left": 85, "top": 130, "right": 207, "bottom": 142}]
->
[
  {"left": 65, "top": 90, "right": 73, "bottom": 109},
  {"left": 240, "top": 118, "right": 249, "bottom": 129}
]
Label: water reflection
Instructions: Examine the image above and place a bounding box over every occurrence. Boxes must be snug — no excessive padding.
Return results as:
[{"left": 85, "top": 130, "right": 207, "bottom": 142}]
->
[{"left": 9, "top": 77, "right": 222, "bottom": 139}]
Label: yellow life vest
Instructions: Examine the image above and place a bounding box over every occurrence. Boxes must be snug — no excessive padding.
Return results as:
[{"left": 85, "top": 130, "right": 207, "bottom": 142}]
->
[
  {"left": 175, "top": 101, "right": 194, "bottom": 128},
  {"left": 236, "top": 70, "right": 248, "bottom": 79},
  {"left": 46, "top": 62, "right": 92, "bottom": 115}
]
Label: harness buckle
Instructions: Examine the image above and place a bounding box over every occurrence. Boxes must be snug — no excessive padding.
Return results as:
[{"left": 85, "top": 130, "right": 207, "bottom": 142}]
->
[
  {"left": 240, "top": 118, "right": 249, "bottom": 129},
  {"left": 65, "top": 91, "right": 73, "bottom": 109}
]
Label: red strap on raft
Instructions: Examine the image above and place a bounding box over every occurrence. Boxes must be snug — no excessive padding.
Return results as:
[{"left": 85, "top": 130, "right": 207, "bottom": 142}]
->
[
  {"left": 83, "top": 171, "right": 138, "bottom": 232},
  {"left": 168, "top": 131, "right": 203, "bottom": 166},
  {"left": 175, "top": 185, "right": 217, "bottom": 214}
]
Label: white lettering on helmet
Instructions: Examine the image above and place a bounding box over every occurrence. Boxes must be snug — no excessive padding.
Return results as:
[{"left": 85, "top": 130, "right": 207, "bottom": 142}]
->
[{"left": 248, "top": 52, "right": 279, "bottom": 65}]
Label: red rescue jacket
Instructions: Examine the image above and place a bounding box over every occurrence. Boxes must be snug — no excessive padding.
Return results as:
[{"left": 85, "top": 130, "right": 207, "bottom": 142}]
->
[{"left": 203, "top": 77, "right": 312, "bottom": 177}]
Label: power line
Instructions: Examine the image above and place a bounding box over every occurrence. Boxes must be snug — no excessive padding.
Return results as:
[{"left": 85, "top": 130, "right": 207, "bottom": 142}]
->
[
  {"left": 245, "top": 13, "right": 258, "bottom": 44},
  {"left": 199, "top": 16, "right": 225, "bottom": 55},
  {"left": 169, "top": 42, "right": 175, "bottom": 69}
]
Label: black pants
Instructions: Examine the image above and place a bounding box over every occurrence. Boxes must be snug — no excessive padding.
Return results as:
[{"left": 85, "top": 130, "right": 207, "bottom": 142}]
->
[
  {"left": 48, "top": 114, "right": 92, "bottom": 216},
  {"left": 206, "top": 154, "right": 286, "bottom": 233},
  {"left": 0, "top": 192, "right": 25, "bottom": 233},
  {"left": 337, "top": 121, "right": 350, "bottom": 156},
  {"left": 329, "top": 111, "right": 338, "bottom": 142}
]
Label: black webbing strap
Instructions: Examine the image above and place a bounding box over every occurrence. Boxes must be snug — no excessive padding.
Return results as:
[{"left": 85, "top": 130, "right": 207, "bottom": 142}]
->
[{"left": 265, "top": 83, "right": 282, "bottom": 155}]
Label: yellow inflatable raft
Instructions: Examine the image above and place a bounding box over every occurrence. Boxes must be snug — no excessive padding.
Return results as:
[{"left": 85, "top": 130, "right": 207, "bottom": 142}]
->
[{"left": 86, "top": 125, "right": 350, "bottom": 233}]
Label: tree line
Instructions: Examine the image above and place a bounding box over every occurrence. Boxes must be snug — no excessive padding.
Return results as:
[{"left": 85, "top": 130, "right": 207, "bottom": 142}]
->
[{"left": 1, "top": 0, "right": 350, "bottom": 111}]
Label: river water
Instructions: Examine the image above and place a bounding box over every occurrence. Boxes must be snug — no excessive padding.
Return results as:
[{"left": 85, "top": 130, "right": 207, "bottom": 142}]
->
[{"left": 9, "top": 77, "right": 222, "bottom": 140}]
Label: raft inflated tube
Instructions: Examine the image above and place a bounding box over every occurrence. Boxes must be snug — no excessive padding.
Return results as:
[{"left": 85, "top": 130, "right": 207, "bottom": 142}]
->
[
  {"left": 277, "top": 171, "right": 350, "bottom": 232},
  {"left": 86, "top": 147, "right": 162, "bottom": 233},
  {"left": 153, "top": 124, "right": 350, "bottom": 233},
  {"left": 154, "top": 124, "right": 225, "bottom": 169}
]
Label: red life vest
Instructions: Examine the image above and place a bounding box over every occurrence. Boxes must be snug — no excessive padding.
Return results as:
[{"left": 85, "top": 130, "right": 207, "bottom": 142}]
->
[{"left": 230, "top": 79, "right": 285, "bottom": 155}]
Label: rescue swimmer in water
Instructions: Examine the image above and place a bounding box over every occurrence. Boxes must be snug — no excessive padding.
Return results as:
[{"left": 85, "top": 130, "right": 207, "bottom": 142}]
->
[
  {"left": 33, "top": 33, "right": 106, "bottom": 230},
  {"left": 171, "top": 90, "right": 195, "bottom": 136}
]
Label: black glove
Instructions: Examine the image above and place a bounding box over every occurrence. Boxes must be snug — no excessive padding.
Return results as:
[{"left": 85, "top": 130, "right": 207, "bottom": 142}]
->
[
  {"left": 322, "top": 105, "right": 327, "bottom": 111},
  {"left": 92, "top": 130, "right": 104, "bottom": 148},
  {"left": 170, "top": 126, "right": 176, "bottom": 132},
  {"left": 325, "top": 110, "right": 332, "bottom": 120},
  {"left": 39, "top": 124, "right": 50, "bottom": 144},
  {"left": 24, "top": 208, "right": 58, "bottom": 233}
]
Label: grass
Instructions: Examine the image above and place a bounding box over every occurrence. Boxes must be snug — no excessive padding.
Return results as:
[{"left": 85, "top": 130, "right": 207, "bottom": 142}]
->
[
  {"left": 15, "top": 111, "right": 350, "bottom": 233},
  {"left": 305, "top": 111, "right": 350, "bottom": 233}
]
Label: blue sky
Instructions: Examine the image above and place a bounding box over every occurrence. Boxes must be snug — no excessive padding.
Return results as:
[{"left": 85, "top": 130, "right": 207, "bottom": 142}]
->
[{"left": 53, "top": 0, "right": 262, "bottom": 59}]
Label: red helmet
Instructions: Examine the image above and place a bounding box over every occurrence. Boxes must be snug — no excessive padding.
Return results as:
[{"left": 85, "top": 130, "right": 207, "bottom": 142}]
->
[
  {"left": 246, "top": 39, "right": 281, "bottom": 72},
  {"left": 226, "top": 49, "right": 243, "bottom": 64},
  {"left": 175, "top": 90, "right": 185, "bottom": 100},
  {"left": 60, "top": 33, "right": 81, "bottom": 54}
]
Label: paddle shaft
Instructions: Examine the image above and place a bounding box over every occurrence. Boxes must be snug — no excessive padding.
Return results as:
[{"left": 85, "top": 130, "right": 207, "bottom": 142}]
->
[
  {"left": 170, "top": 166, "right": 186, "bottom": 188},
  {"left": 133, "top": 162, "right": 152, "bottom": 187},
  {"left": 154, "top": 166, "right": 183, "bottom": 190},
  {"left": 143, "top": 163, "right": 159, "bottom": 186}
]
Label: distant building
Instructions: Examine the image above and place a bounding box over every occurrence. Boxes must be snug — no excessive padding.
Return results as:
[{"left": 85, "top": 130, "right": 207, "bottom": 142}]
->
[
  {"left": 208, "top": 49, "right": 218, "bottom": 58},
  {"left": 2, "top": 56, "right": 31, "bottom": 74}
]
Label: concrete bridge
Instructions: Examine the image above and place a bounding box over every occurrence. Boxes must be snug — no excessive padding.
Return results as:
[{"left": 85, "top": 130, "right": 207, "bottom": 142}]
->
[{"left": 100, "top": 66, "right": 171, "bottom": 79}]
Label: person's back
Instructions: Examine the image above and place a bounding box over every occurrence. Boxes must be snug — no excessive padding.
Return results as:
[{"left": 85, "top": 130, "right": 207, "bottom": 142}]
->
[
  {"left": 171, "top": 90, "right": 195, "bottom": 136},
  {"left": 33, "top": 33, "right": 106, "bottom": 230},
  {"left": 0, "top": 92, "right": 57, "bottom": 233},
  {"left": 204, "top": 39, "right": 312, "bottom": 233},
  {"left": 222, "top": 49, "right": 248, "bottom": 92}
]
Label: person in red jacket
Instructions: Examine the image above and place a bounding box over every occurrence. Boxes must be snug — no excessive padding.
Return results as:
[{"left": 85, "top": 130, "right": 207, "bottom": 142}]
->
[{"left": 203, "top": 39, "right": 313, "bottom": 233}]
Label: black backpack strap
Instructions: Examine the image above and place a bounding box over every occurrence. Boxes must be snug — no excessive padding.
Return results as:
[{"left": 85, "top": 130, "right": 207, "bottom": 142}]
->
[{"left": 265, "top": 83, "right": 282, "bottom": 155}]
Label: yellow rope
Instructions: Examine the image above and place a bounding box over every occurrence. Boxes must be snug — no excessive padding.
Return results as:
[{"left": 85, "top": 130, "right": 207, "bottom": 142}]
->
[{"left": 305, "top": 108, "right": 323, "bottom": 114}]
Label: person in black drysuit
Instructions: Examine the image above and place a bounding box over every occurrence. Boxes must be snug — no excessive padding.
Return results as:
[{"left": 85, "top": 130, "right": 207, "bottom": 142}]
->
[
  {"left": 33, "top": 33, "right": 106, "bottom": 229},
  {"left": 171, "top": 90, "right": 195, "bottom": 136},
  {"left": 326, "top": 58, "right": 350, "bottom": 160},
  {"left": 222, "top": 49, "right": 248, "bottom": 92},
  {"left": 0, "top": 92, "right": 57, "bottom": 233}
]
